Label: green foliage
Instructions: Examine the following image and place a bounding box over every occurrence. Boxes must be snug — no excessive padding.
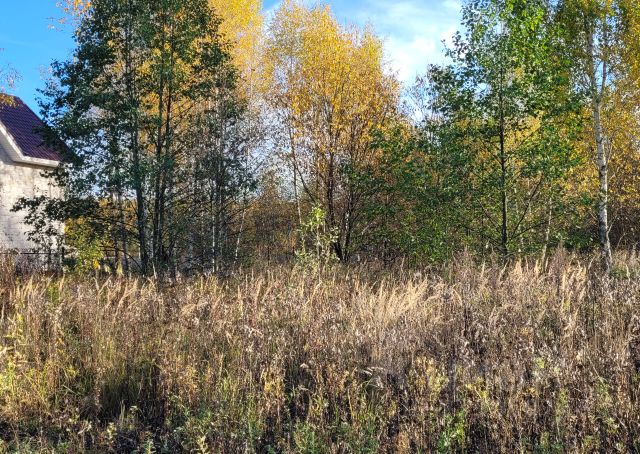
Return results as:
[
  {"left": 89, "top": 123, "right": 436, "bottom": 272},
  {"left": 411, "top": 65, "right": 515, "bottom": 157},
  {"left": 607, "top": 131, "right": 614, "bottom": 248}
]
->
[
  {"left": 361, "top": 0, "right": 590, "bottom": 262},
  {"left": 438, "top": 0, "right": 585, "bottom": 256},
  {"left": 21, "top": 0, "right": 255, "bottom": 275},
  {"left": 438, "top": 411, "right": 466, "bottom": 453},
  {"left": 293, "top": 423, "right": 327, "bottom": 454},
  {"left": 361, "top": 125, "right": 456, "bottom": 263},
  {"left": 64, "top": 218, "right": 104, "bottom": 272},
  {"left": 295, "top": 205, "right": 339, "bottom": 270}
]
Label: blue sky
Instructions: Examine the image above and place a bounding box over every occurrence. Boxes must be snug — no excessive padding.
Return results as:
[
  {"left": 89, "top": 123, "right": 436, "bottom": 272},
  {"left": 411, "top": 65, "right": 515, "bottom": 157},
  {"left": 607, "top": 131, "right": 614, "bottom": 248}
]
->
[{"left": 1, "top": 1, "right": 462, "bottom": 112}]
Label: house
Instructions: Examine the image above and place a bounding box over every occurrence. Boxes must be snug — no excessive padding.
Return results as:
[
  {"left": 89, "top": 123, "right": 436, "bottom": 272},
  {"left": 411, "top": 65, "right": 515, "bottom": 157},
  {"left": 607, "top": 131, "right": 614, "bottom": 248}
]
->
[{"left": 0, "top": 96, "right": 62, "bottom": 251}]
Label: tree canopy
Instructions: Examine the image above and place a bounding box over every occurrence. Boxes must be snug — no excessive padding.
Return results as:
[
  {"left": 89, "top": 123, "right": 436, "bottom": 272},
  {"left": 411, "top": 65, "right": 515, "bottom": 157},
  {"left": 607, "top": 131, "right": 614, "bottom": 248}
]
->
[{"left": 8, "top": 0, "right": 640, "bottom": 272}]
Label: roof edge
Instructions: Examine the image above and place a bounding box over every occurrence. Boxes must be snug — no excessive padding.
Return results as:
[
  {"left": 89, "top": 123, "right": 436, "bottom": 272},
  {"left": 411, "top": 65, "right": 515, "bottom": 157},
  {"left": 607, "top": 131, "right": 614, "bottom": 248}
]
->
[{"left": 0, "top": 118, "right": 60, "bottom": 168}]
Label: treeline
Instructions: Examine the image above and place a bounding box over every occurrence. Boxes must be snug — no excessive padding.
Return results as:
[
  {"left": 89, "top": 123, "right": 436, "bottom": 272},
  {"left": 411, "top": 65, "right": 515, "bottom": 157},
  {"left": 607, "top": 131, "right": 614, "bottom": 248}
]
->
[{"left": 17, "top": 0, "right": 640, "bottom": 274}]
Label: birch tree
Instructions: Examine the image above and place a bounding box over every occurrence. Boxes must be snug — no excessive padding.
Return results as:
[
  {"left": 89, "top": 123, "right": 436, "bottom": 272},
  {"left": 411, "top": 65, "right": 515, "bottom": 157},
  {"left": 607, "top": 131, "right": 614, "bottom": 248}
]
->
[
  {"left": 556, "top": 0, "right": 631, "bottom": 271},
  {"left": 263, "top": 0, "right": 399, "bottom": 261}
]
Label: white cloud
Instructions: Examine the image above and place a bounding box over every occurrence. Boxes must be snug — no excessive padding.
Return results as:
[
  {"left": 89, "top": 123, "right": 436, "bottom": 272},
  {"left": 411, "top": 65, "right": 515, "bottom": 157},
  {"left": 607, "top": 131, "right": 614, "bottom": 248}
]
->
[
  {"left": 385, "top": 35, "right": 436, "bottom": 81},
  {"left": 354, "top": 0, "right": 460, "bottom": 81}
]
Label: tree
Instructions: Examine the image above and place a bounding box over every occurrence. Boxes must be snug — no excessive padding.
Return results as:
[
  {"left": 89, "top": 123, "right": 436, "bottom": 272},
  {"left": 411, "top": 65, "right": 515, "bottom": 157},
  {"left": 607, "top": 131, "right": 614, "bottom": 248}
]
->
[
  {"left": 0, "top": 51, "right": 19, "bottom": 105},
  {"left": 359, "top": 120, "right": 459, "bottom": 263},
  {"left": 208, "top": 0, "right": 265, "bottom": 267},
  {"left": 556, "top": 0, "right": 634, "bottom": 271},
  {"left": 262, "top": 0, "right": 399, "bottom": 261},
  {"left": 601, "top": 0, "right": 640, "bottom": 248},
  {"left": 438, "top": 0, "right": 584, "bottom": 258},
  {"left": 208, "top": 0, "right": 262, "bottom": 81},
  {"left": 22, "top": 0, "right": 253, "bottom": 276},
  {"left": 604, "top": 78, "right": 640, "bottom": 245},
  {"left": 361, "top": 0, "right": 584, "bottom": 262}
]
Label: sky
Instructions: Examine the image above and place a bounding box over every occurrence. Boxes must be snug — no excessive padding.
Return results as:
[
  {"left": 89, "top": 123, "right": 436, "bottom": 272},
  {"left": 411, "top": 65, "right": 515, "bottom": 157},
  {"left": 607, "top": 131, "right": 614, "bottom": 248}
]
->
[{"left": 1, "top": 1, "right": 462, "bottom": 113}]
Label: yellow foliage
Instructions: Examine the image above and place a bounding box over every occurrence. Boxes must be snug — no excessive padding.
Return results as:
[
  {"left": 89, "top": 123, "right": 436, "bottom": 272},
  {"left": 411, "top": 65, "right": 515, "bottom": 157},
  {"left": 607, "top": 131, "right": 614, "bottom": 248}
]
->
[
  {"left": 263, "top": 0, "right": 399, "bottom": 181},
  {"left": 621, "top": 0, "right": 640, "bottom": 80},
  {"left": 65, "top": 217, "right": 104, "bottom": 272},
  {"left": 57, "top": 0, "right": 91, "bottom": 18},
  {"left": 209, "top": 0, "right": 263, "bottom": 84},
  {"left": 606, "top": 78, "right": 640, "bottom": 210},
  {"left": 259, "top": 0, "right": 400, "bottom": 258}
]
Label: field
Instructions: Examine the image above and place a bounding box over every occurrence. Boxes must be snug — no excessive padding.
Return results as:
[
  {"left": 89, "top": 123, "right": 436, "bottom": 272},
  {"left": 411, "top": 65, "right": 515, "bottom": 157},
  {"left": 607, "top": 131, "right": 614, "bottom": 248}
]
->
[{"left": 1, "top": 252, "right": 640, "bottom": 452}]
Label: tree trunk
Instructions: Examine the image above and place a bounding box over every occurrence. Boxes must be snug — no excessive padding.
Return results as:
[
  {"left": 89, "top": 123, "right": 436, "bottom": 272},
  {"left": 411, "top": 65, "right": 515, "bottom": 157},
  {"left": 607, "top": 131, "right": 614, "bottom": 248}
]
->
[
  {"left": 586, "top": 21, "right": 613, "bottom": 272},
  {"left": 593, "top": 99, "right": 613, "bottom": 272},
  {"left": 152, "top": 8, "right": 168, "bottom": 271},
  {"left": 499, "top": 70, "right": 508, "bottom": 259},
  {"left": 117, "top": 189, "right": 130, "bottom": 274},
  {"left": 125, "top": 0, "right": 148, "bottom": 274},
  {"left": 541, "top": 199, "right": 553, "bottom": 263}
]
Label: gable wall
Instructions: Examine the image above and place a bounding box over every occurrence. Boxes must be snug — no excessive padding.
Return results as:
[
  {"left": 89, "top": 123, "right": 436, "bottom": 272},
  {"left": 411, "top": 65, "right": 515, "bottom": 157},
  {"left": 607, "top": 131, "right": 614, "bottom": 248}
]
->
[{"left": 0, "top": 141, "right": 59, "bottom": 251}]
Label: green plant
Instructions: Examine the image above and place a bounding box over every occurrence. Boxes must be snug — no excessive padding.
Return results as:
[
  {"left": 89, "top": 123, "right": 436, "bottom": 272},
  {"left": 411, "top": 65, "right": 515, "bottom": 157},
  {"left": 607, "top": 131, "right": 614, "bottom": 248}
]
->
[
  {"left": 295, "top": 206, "right": 339, "bottom": 270},
  {"left": 438, "top": 411, "right": 466, "bottom": 453}
]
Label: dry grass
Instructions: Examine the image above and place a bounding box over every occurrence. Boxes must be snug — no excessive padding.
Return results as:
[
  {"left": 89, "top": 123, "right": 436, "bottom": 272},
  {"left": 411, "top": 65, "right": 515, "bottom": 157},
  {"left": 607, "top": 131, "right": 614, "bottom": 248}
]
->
[{"left": 1, "top": 251, "right": 640, "bottom": 452}]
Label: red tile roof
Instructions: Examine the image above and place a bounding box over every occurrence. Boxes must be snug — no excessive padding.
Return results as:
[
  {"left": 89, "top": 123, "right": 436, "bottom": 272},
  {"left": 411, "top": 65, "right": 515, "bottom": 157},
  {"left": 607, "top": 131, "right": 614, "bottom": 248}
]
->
[{"left": 0, "top": 95, "right": 62, "bottom": 162}]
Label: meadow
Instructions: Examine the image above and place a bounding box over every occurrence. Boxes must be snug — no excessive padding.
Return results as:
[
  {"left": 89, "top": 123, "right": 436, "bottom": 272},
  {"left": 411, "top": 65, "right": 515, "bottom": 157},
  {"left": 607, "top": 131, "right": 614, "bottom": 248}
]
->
[{"left": 0, "top": 252, "right": 639, "bottom": 452}]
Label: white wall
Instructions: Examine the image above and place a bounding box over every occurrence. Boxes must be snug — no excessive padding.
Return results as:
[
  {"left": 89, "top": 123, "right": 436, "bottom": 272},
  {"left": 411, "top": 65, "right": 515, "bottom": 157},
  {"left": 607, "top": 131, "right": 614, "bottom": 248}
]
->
[{"left": 0, "top": 141, "right": 59, "bottom": 251}]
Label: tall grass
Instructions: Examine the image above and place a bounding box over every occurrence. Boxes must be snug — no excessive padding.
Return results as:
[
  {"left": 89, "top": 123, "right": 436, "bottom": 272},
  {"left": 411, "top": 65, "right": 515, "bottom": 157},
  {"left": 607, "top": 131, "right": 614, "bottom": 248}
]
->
[{"left": 1, "top": 251, "right": 639, "bottom": 452}]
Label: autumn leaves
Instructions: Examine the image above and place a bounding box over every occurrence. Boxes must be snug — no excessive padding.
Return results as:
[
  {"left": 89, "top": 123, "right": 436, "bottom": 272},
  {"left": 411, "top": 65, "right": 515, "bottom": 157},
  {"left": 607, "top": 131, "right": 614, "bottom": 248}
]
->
[{"left": 15, "top": 0, "right": 640, "bottom": 270}]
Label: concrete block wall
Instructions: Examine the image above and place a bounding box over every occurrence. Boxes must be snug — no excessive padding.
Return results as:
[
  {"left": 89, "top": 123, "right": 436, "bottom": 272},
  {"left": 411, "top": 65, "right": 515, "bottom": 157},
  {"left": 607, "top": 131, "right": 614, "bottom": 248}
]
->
[{"left": 0, "top": 142, "right": 59, "bottom": 251}]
